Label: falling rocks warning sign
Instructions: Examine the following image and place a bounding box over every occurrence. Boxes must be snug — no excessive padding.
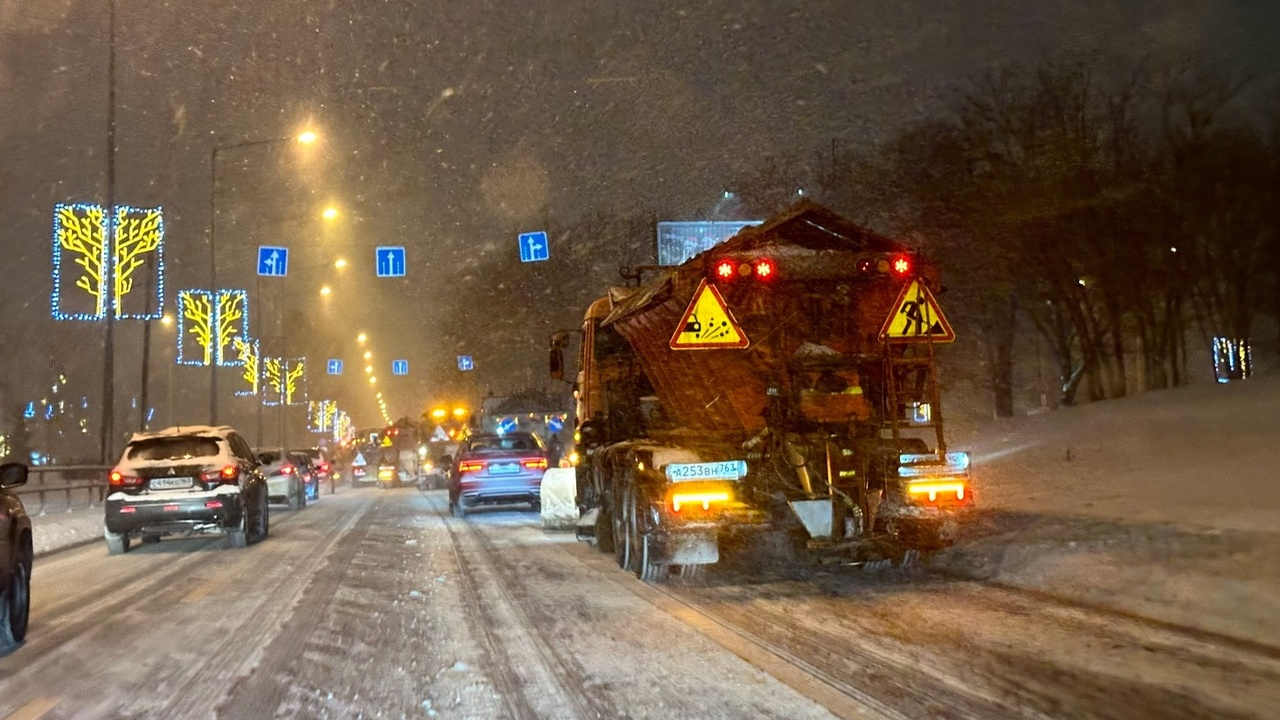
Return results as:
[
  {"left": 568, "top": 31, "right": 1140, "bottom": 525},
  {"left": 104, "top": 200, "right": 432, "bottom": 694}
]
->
[{"left": 670, "top": 279, "right": 750, "bottom": 350}]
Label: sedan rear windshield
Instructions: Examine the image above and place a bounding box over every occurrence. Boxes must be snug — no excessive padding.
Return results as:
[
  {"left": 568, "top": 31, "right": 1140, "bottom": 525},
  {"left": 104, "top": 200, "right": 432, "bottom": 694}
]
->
[
  {"left": 467, "top": 435, "right": 542, "bottom": 452},
  {"left": 127, "top": 437, "right": 220, "bottom": 461}
]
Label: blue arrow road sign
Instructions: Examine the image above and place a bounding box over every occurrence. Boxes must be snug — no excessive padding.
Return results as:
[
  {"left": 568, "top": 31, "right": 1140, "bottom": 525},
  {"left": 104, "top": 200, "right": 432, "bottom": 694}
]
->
[
  {"left": 327, "top": 359, "right": 343, "bottom": 375},
  {"left": 257, "top": 246, "right": 288, "bottom": 277},
  {"left": 392, "top": 359, "right": 408, "bottom": 376},
  {"left": 457, "top": 355, "right": 474, "bottom": 371},
  {"left": 518, "top": 231, "right": 549, "bottom": 263},
  {"left": 376, "top": 246, "right": 406, "bottom": 277}
]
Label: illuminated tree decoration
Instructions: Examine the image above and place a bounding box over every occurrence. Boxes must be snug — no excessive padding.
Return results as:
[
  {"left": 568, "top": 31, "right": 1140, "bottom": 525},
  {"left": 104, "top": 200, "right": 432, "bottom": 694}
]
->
[
  {"left": 111, "top": 206, "right": 165, "bottom": 320},
  {"left": 214, "top": 290, "right": 249, "bottom": 366},
  {"left": 308, "top": 399, "right": 337, "bottom": 433},
  {"left": 233, "top": 337, "right": 260, "bottom": 396},
  {"left": 175, "top": 288, "right": 249, "bottom": 366},
  {"left": 51, "top": 203, "right": 164, "bottom": 321},
  {"left": 262, "top": 357, "right": 307, "bottom": 407},
  {"left": 177, "top": 290, "right": 215, "bottom": 366}
]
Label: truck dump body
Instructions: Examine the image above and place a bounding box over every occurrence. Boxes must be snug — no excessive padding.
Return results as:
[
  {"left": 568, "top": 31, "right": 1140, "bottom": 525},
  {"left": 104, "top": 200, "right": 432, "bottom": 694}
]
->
[{"left": 601, "top": 202, "right": 939, "bottom": 440}]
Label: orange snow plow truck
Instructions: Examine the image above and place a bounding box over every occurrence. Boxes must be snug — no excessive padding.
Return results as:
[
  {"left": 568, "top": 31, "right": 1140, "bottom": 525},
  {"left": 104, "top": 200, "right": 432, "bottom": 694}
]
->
[{"left": 550, "top": 202, "right": 973, "bottom": 580}]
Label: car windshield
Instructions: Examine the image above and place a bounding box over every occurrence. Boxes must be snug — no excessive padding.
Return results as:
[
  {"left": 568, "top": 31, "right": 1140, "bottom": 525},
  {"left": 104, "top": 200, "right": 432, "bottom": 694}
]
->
[
  {"left": 126, "top": 437, "right": 220, "bottom": 462},
  {"left": 257, "top": 450, "right": 284, "bottom": 465}
]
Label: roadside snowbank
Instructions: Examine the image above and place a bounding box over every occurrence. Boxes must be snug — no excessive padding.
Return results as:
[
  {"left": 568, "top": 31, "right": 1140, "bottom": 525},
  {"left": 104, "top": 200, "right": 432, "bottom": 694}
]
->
[
  {"left": 938, "top": 375, "right": 1280, "bottom": 644},
  {"left": 30, "top": 506, "right": 104, "bottom": 556}
]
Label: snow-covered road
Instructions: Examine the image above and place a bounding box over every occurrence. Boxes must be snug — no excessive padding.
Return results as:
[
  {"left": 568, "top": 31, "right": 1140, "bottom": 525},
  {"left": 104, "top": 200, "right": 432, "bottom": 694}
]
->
[{"left": 1, "top": 487, "right": 1276, "bottom": 719}]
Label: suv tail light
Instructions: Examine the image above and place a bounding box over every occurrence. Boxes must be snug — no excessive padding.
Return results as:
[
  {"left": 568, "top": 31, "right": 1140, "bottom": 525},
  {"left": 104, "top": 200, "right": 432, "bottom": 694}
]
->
[
  {"left": 521, "top": 458, "right": 548, "bottom": 470},
  {"left": 457, "top": 460, "right": 486, "bottom": 473},
  {"left": 108, "top": 469, "right": 143, "bottom": 487},
  {"left": 202, "top": 465, "right": 240, "bottom": 485}
]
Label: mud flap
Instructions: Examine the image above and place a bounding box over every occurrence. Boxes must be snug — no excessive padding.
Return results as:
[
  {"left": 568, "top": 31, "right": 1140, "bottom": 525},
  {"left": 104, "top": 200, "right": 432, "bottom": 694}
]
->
[
  {"left": 660, "top": 531, "right": 719, "bottom": 566},
  {"left": 540, "top": 468, "right": 579, "bottom": 530},
  {"left": 575, "top": 508, "right": 599, "bottom": 542},
  {"left": 789, "top": 499, "right": 834, "bottom": 539}
]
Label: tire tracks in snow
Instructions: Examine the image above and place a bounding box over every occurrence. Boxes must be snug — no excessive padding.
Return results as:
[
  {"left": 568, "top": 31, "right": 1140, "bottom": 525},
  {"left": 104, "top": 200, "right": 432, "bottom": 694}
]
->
[
  {"left": 214, "top": 495, "right": 378, "bottom": 718},
  {"left": 438, "top": 495, "right": 615, "bottom": 720}
]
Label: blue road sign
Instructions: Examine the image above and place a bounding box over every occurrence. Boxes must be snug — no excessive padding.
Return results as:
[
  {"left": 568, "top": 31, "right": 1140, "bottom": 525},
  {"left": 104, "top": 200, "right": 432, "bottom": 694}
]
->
[
  {"left": 257, "top": 246, "right": 288, "bottom": 277},
  {"left": 547, "top": 415, "right": 564, "bottom": 433},
  {"left": 376, "top": 246, "right": 406, "bottom": 277},
  {"left": 327, "top": 359, "right": 343, "bottom": 375},
  {"left": 518, "top": 231, "right": 549, "bottom": 263},
  {"left": 456, "top": 355, "right": 474, "bottom": 371},
  {"left": 392, "top": 359, "right": 408, "bottom": 376}
]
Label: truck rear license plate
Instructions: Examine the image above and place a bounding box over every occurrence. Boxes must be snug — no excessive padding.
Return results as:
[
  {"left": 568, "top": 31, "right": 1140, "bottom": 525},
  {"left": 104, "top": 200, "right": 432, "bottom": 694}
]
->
[
  {"left": 665, "top": 461, "right": 747, "bottom": 482},
  {"left": 150, "top": 476, "right": 193, "bottom": 490}
]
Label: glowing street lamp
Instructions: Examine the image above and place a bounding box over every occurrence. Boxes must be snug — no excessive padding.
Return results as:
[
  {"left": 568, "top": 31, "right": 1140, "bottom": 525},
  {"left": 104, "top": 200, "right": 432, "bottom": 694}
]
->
[
  {"left": 363, "top": 351, "right": 372, "bottom": 360},
  {"left": 369, "top": 376, "right": 377, "bottom": 384},
  {"left": 297, "top": 130, "right": 318, "bottom": 145},
  {"left": 334, "top": 258, "right": 348, "bottom": 270},
  {"left": 321, "top": 206, "right": 339, "bottom": 221},
  {"left": 364, "top": 365, "right": 373, "bottom": 374},
  {"left": 357, "top": 333, "right": 367, "bottom": 343},
  {"left": 319, "top": 286, "right": 332, "bottom": 297}
]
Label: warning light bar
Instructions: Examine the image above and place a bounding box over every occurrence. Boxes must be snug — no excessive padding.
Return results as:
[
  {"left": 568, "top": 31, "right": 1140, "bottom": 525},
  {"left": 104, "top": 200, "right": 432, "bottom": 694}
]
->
[
  {"left": 855, "top": 253, "right": 915, "bottom": 276},
  {"left": 711, "top": 258, "right": 778, "bottom": 282}
]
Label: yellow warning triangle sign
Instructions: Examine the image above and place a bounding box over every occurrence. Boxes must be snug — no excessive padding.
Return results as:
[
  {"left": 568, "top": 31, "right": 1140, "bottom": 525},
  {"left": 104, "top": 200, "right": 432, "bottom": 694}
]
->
[
  {"left": 670, "top": 279, "right": 750, "bottom": 350},
  {"left": 879, "top": 279, "right": 956, "bottom": 343},
  {"left": 380, "top": 435, "right": 393, "bottom": 447}
]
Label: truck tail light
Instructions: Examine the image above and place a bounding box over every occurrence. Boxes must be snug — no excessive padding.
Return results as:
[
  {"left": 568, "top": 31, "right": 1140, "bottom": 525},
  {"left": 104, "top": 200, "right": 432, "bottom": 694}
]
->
[
  {"left": 907, "top": 480, "right": 969, "bottom": 503},
  {"left": 667, "top": 481, "right": 736, "bottom": 513}
]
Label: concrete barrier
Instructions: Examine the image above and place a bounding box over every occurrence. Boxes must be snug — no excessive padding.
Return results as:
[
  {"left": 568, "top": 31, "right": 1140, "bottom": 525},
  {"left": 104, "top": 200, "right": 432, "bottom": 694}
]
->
[{"left": 540, "top": 468, "right": 578, "bottom": 530}]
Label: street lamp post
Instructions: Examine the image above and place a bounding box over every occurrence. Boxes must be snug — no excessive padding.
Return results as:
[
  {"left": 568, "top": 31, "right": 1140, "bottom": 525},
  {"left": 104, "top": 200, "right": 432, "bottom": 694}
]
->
[
  {"left": 100, "top": 0, "right": 118, "bottom": 463},
  {"left": 208, "top": 132, "right": 316, "bottom": 425}
]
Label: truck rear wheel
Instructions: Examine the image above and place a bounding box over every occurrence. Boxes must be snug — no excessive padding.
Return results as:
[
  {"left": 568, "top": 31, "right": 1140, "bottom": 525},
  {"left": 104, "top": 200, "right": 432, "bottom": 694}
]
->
[{"left": 627, "top": 484, "right": 664, "bottom": 582}]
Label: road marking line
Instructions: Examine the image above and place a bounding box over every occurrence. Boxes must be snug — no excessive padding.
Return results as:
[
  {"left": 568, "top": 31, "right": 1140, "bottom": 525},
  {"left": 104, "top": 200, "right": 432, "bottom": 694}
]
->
[{"left": 4, "top": 697, "right": 59, "bottom": 720}]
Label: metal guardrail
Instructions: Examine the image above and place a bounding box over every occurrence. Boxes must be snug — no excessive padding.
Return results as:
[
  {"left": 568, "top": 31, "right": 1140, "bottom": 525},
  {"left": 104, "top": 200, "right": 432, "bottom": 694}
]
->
[{"left": 13, "top": 465, "right": 112, "bottom": 514}]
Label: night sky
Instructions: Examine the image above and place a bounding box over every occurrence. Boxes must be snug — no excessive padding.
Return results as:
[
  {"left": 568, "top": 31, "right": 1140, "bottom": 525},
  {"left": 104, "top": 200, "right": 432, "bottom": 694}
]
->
[{"left": 1, "top": 0, "right": 1277, "bottom": 438}]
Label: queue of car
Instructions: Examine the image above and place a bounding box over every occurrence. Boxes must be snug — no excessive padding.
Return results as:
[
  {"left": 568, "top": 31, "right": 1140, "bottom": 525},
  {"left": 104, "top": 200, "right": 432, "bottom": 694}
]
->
[{"left": 0, "top": 423, "right": 551, "bottom": 654}]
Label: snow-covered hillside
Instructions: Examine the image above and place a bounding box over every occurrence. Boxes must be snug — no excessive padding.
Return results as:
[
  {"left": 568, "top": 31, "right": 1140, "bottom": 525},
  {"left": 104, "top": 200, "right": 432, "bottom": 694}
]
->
[{"left": 940, "top": 375, "right": 1280, "bottom": 644}]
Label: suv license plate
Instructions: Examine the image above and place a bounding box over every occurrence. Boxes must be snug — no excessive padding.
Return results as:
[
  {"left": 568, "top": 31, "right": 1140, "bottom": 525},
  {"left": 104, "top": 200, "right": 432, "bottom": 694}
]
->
[{"left": 150, "top": 476, "right": 194, "bottom": 490}]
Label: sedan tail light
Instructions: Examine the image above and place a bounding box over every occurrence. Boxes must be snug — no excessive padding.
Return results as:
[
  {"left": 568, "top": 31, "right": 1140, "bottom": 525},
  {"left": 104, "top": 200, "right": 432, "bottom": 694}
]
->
[
  {"left": 457, "top": 460, "right": 486, "bottom": 474},
  {"left": 108, "top": 469, "right": 143, "bottom": 487},
  {"left": 279, "top": 464, "right": 294, "bottom": 475},
  {"left": 520, "top": 458, "right": 548, "bottom": 471}
]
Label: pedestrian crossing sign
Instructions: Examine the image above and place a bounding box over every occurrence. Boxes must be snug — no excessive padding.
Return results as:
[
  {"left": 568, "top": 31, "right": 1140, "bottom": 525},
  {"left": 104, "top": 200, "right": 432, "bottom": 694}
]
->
[
  {"left": 670, "top": 279, "right": 749, "bottom": 350},
  {"left": 879, "top": 279, "right": 956, "bottom": 343},
  {"left": 431, "top": 425, "right": 449, "bottom": 442}
]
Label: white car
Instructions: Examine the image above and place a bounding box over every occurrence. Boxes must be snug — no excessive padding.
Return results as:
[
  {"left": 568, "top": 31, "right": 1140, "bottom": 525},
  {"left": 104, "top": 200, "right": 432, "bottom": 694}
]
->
[{"left": 253, "top": 448, "right": 309, "bottom": 510}]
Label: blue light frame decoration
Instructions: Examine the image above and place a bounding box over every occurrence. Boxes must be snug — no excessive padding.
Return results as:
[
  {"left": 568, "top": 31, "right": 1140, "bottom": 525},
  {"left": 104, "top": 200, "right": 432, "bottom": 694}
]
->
[
  {"left": 51, "top": 203, "right": 165, "bottom": 321},
  {"left": 175, "top": 288, "right": 250, "bottom": 367},
  {"left": 214, "top": 289, "right": 250, "bottom": 366},
  {"left": 261, "top": 356, "right": 307, "bottom": 407},
  {"left": 176, "top": 289, "right": 214, "bottom": 366}
]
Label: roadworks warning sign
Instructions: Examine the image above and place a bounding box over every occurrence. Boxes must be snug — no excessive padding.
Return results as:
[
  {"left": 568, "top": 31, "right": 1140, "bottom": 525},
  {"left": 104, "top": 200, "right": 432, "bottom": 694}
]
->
[
  {"left": 670, "top": 279, "right": 750, "bottom": 350},
  {"left": 879, "top": 279, "right": 956, "bottom": 343}
]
